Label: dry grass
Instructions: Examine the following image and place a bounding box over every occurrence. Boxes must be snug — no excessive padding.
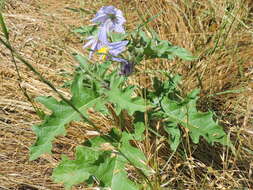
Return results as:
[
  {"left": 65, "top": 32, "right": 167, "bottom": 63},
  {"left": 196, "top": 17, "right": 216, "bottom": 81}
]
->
[
  {"left": 0, "top": 0, "right": 108, "bottom": 189},
  {"left": 0, "top": 0, "right": 252, "bottom": 189},
  {"left": 126, "top": 0, "right": 253, "bottom": 189}
]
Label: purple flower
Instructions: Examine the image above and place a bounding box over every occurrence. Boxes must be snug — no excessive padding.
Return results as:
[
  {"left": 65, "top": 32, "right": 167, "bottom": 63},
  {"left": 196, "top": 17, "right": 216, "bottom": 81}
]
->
[
  {"left": 92, "top": 6, "right": 126, "bottom": 33},
  {"left": 83, "top": 32, "right": 108, "bottom": 58},
  {"left": 120, "top": 61, "right": 134, "bottom": 77},
  {"left": 84, "top": 39, "right": 128, "bottom": 60},
  {"left": 107, "top": 40, "right": 128, "bottom": 56},
  {"left": 96, "top": 40, "right": 128, "bottom": 60},
  {"left": 112, "top": 57, "right": 134, "bottom": 76},
  {"left": 84, "top": 6, "right": 127, "bottom": 59}
]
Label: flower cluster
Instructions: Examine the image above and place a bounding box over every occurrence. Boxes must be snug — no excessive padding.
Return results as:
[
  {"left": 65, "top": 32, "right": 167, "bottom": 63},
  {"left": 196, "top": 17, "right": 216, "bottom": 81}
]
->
[{"left": 83, "top": 6, "right": 133, "bottom": 76}]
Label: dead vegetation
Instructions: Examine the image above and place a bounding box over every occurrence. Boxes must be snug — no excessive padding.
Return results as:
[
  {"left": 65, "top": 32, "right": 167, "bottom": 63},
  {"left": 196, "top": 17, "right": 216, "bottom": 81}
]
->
[{"left": 0, "top": 0, "right": 252, "bottom": 189}]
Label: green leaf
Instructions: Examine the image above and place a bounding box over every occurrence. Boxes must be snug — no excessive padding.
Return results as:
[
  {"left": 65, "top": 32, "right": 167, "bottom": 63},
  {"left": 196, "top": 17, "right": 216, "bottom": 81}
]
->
[
  {"left": 73, "top": 25, "right": 97, "bottom": 36},
  {"left": 155, "top": 40, "right": 170, "bottom": 56},
  {"left": 91, "top": 129, "right": 151, "bottom": 189},
  {"left": 52, "top": 146, "right": 101, "bottom": 190},
  {"left": 53, "top": 126, "right": 151, "bottom": 189},
  {"left": 95, "top": 154, "right": 139, "bottom": 190},
  {"left": 103, "top": 72, "right": 147, "bottom": 115},
  {"left": 139, "top": 30, "right": 151, "bottom": 44},
  {"left": 134, "top": 30, "right": 196, "bottom": 61},
  {"left": 132, "top": 122, "right": 145, "bottom": 141},
  {"left": 120, "top": 125, "right": 153, "bottom": 176},
  {"left": 53, "top": 136, "right": 140, "bottom": 190},
  {"left": 161, "top": 90, "right": 232, "bottom": 147},
  {"left": 29, "top": 74, "right": 105, "bottom": 160},
  {"left": 164, "top": 123, "right": 181, "bottom": 151},
  {"left": 165, "top": 46, "right": 197, "bottom": 61},
  {"left": 121, "top": 139, "right": 153, "bottom": 176}
]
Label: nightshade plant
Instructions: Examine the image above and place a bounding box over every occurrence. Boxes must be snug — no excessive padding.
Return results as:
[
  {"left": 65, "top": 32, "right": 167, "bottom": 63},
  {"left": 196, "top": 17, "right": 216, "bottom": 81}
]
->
[{"left": 0, "top": 5, "right": 234, "bottom": 190}]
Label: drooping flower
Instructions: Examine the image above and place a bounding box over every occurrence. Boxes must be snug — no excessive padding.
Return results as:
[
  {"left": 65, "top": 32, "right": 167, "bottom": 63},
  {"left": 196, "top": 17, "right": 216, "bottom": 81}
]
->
[
  {"left": 92, "top": 6, "right": 126, "bottom": 33},
  {"left": 111, "top": 57, "right": 134, "bottom": 76},
  {"left": 120, "top": 61, "right": 134, "bottom": 76},
  {"left": 120, "top": 60, "right": 134, "bottom": 77}
]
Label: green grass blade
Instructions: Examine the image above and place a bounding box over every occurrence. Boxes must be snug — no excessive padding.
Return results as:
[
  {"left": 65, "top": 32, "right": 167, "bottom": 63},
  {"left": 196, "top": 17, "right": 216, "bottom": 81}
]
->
[{"left": 0, "top": 12, "right": 9, "bottom": 40}]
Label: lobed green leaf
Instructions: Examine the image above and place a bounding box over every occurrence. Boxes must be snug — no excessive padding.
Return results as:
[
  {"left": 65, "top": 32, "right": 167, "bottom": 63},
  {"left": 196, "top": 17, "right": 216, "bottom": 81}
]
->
[
  {"left": 29, "top": 74, "right": 106, "bottom": 160},
  {"left": 161, "top": 90, "right": 232, "bottom": 148},
  {"left": 103, "top": 72, "right": 148, "bottom": 115},
  {"left": 52, "top": 146, "right": 101, "bottom": 190}
]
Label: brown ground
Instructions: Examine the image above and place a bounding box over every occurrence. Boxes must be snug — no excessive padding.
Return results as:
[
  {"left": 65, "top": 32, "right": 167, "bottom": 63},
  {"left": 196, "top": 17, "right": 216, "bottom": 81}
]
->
[
  {"left": 0, "top": 0, "right": 253, "bottom": 189},
  {"left": 0, "top": 0, "right": 105, "bottom": 189}
]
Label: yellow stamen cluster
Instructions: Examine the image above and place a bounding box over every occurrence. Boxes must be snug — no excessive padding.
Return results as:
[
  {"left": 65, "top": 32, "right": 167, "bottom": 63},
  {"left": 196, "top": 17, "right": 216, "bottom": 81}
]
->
[{"left": 97, "top": 47, "right": 109, "bottom": 60}]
